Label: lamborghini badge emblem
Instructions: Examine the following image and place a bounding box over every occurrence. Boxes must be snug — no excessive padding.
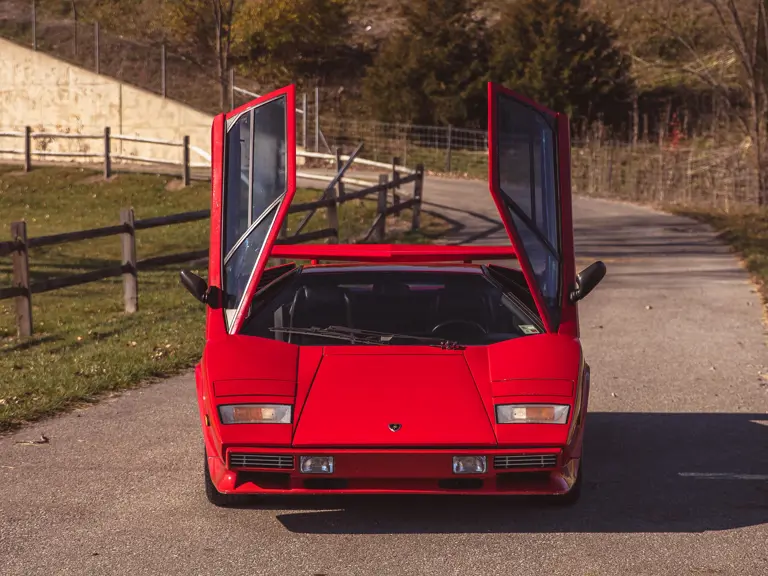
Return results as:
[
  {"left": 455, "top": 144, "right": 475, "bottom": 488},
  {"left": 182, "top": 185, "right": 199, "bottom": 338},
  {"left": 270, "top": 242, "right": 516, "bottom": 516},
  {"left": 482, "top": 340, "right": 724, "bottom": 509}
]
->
[{"left": 388, "top": 423, "right": 402, "bottom": 432}]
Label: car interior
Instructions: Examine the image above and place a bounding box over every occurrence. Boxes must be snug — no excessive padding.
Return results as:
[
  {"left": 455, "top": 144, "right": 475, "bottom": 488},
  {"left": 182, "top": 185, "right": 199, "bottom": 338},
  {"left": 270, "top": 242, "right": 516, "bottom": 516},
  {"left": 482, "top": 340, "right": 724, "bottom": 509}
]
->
[{"left": 240, "top": 268, "right": 543, "bottom": 345}]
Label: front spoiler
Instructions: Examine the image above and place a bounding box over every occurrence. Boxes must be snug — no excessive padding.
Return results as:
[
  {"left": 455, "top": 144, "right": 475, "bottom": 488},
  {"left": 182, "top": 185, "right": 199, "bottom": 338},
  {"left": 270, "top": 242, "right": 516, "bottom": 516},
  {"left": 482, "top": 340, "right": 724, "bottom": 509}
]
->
[{"left": 207, "top": 448, "right": 580, "bottom": 496}]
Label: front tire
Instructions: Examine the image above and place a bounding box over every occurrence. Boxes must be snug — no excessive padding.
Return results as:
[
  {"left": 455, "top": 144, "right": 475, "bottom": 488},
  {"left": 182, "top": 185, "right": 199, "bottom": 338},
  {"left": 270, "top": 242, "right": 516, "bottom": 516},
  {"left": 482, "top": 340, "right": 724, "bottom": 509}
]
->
[
  {"left": 546, "top": 460, "right": 582, "bottom": 506},
  {"left": 203, "top": 452, "right": 240, "bottom": 507}
]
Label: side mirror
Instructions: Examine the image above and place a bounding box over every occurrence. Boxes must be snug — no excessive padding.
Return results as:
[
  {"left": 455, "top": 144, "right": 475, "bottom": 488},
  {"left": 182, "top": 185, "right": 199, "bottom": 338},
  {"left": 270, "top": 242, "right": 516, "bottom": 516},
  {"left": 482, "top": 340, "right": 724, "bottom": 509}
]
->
[
  {"left": 180, "top": 270, "right": 209, "bottom": 305},
  {"left": 570, "top": 261, "right": 606, "bottom": 303}
]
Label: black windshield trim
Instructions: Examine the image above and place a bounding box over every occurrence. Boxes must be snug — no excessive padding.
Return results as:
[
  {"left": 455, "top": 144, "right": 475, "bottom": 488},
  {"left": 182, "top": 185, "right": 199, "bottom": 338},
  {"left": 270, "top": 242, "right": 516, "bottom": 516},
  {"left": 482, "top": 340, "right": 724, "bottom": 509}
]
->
[
  {"left": 482, "top": 264, "right": 545, "bottom": 332},
  {"left": 243, "top": 264, "right": 302, "bottom": 320}
]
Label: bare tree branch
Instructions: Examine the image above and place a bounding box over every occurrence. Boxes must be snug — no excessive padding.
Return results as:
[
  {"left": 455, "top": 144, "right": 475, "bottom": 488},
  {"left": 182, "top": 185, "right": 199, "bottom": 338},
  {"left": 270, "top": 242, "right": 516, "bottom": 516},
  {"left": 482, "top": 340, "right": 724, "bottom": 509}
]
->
[
  {"left": 726, "top": 0, "right": 756, "bottom": 71},
  {"left": 704, "top": 0, "right": 754, "bottom": 83},
  {"left": 637, "top": 3, "right": 724, "bottom": 88},
  {"left": 759, "top": 1, "right": 768, "bottom": 105}
]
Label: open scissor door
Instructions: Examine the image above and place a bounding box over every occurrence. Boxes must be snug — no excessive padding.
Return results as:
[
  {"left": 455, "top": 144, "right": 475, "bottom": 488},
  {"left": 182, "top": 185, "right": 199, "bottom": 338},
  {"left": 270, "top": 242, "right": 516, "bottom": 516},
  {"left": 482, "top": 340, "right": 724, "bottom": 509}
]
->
[
  {"left": 208, "top": 85, "right": 297, "bottom": 335},
  {"left": 488, "top": 82, "right": 576, "bottom": 333}
]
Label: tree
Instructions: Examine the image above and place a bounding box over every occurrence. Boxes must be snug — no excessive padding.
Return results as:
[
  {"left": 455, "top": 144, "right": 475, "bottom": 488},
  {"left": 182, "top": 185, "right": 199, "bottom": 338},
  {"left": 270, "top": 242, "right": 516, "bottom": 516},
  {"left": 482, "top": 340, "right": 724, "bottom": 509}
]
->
[
  {"left": 163, "top": 0, "right": 243, "bottom": 109},
  {"left": 641, "top": 0, "right": 768, "bottom": 204},
  {"left": 361, "top": 0, "right": 490, "bottom": 127},
  {"left": 236, "top": 0, "right": 357, "bottom": 87},
  {"left": 703, "top": 0, "right": 768, "bottom": 204},
  {"left": 489, "top": 0, "right": 634, "bottom": 131},
  {"left": 63, "top": 0, "right": 163, "bottom": 37}
]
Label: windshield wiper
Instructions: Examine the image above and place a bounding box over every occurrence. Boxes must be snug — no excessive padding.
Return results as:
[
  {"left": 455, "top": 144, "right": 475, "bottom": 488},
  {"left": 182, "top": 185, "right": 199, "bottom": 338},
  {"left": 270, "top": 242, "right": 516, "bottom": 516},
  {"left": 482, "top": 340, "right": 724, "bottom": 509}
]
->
[
  {"left": 268, "top": 326, "right": 464, "bottom": 349},
  {"left": 324, "top": 326, "right": 464, "bottom": 349},
  {"left": 268, "top": 326, "right": 387, "bottom": 345}
]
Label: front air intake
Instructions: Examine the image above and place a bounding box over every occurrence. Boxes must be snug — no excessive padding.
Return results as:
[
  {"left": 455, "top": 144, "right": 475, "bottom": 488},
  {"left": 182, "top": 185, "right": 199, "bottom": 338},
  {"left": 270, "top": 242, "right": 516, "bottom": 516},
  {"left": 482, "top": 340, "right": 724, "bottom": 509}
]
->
[
  {"left": 229, "top": 453, "right": 294, "bottom": 470},
  {"left": 493, "top": 454, "right": 557, "bottom": 469}
]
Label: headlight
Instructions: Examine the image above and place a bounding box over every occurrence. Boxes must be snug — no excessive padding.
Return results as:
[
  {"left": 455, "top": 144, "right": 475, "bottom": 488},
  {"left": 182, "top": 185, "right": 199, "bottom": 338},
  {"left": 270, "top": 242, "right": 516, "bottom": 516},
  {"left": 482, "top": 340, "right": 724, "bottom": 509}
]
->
[
  {"left": 453, "top": 456, "right": 487, "bottom": 474},
  {"left": 496, "top": 404, "right": 569, "bottom": 424},
  {"left": 218, "top": 404, "right": 292, "bottom": 424},
  {"left": 300, "top": 456, "right": 334, "bottom": 474}
]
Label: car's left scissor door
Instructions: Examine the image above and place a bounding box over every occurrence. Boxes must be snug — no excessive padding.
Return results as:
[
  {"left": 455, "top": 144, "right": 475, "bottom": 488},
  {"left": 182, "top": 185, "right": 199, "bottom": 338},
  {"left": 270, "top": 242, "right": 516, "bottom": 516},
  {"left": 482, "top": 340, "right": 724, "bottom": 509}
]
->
[{"left": 208, "top": 85, "right": 297, "bottom": 335}]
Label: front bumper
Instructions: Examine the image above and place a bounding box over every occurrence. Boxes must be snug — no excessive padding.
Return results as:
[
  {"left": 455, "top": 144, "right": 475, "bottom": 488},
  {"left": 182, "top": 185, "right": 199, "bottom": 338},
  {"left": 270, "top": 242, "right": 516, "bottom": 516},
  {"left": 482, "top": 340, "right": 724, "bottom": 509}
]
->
[{"left": 207, "top": 447, "right": 579, "bottom": 496}]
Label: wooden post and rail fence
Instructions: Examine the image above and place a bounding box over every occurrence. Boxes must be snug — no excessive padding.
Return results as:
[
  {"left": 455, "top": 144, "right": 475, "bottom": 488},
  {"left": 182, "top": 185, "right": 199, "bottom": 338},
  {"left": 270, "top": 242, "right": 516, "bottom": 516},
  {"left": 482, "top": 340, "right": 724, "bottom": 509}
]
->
[
  {"left": 0, "top": 163, "right": 424, "bottom": 338},
  {"left": 0, "top": 127, "right": 200, "bottom": 185}
]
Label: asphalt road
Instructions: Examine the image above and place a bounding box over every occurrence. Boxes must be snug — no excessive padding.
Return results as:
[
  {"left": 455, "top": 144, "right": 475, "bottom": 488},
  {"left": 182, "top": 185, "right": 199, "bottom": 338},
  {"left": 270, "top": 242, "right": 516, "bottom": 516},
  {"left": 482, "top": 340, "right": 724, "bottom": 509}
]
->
[{"left": 1, "top": 175, "right": 767, "bottom": 576}]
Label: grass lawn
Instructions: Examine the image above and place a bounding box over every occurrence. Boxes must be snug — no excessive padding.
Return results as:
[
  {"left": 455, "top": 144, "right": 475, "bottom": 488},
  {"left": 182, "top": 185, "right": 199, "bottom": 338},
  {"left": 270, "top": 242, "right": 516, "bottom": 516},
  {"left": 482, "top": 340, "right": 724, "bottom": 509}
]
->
[
  {"left": 0, "top": 165, "right": 448, "bottom": 431},
  {"left": 670, "top": 205, "right": 768, "bottom": 309}
]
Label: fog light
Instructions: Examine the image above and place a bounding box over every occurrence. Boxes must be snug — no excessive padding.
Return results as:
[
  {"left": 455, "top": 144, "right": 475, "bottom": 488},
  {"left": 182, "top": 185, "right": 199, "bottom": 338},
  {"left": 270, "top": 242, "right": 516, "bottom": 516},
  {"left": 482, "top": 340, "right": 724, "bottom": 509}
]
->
[
  {"left": 452, "top": 456, "right": 486, "bottom": 474},
  {"left": 300, "top": 456, "right": 334, "bottom": 474}
]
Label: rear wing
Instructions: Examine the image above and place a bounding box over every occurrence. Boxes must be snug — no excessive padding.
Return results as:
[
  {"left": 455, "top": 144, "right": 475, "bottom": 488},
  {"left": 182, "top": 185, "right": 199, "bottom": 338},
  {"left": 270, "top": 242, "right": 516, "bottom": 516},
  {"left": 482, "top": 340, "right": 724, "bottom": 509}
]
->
[{"left": 270, "top": 243, "right": 518, "bottom": 264}]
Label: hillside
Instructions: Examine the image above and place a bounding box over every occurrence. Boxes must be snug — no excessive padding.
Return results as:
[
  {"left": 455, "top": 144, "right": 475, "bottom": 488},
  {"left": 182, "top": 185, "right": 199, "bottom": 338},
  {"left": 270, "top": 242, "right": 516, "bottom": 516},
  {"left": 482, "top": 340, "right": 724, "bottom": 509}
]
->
[{"left": 0, "top": 0, "right": 746, "bottom": 139}]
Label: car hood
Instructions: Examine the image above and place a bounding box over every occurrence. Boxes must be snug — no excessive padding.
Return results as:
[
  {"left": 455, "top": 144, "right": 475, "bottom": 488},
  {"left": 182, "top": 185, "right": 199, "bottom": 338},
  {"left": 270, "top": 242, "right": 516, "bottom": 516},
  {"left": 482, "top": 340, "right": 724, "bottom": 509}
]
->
[{"left": 292, "top": 349, "right": 497, "bottom": 447}]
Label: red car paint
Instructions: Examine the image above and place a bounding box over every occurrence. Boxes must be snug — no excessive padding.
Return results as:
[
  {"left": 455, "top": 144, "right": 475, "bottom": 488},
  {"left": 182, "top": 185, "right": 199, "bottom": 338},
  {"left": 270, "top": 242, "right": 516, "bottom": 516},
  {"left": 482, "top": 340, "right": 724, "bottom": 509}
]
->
[{"left": 190, "top": 82, "right": 602, "bottom": 500}]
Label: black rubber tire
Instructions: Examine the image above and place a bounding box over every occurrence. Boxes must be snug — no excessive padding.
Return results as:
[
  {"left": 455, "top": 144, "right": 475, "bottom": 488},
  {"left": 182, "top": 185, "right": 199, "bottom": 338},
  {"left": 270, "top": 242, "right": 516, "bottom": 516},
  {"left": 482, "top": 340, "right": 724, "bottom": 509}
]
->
[
  {"left": 544, "top": 460, "right": 583, "bottom": 506},
  {"left": 203, "top": 451, "right": 241, "bottom": 508}
]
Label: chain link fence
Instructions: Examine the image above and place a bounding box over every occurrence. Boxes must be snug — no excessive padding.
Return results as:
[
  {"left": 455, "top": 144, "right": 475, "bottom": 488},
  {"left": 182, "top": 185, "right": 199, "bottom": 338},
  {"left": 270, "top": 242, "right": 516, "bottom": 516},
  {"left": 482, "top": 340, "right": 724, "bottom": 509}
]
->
[
  {"left": 315, "top": 119, "right": 761, "bottom": 210},
  {"left": 315, "top": 117, "right": 489, "bottom": 177},
  {"left": 571, "top": 140, "right": 760, "bottom": 210},
  {"left": 1, "top": 10, "right": 228, "bottom": 115}
]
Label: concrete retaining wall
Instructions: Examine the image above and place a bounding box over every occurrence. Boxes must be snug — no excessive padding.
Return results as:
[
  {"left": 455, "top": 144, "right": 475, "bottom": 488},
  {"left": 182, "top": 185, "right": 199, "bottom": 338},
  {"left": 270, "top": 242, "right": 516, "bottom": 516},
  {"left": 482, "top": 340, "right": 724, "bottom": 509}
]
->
[{"left": 0, "top": 37, "right": 212, "bottom": 168}]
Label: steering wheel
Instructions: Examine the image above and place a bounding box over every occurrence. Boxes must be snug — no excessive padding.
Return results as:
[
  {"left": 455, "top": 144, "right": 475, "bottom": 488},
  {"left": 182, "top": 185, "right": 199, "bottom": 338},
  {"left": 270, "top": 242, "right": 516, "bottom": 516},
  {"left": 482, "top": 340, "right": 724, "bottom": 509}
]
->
[{"left": 430, "top": 319, "right": 487, "bottom": 335}]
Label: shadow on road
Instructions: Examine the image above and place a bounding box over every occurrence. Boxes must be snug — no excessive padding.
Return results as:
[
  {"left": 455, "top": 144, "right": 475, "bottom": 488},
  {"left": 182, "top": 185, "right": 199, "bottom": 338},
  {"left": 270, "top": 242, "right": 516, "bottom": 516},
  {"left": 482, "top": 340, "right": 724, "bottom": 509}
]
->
[
  {"left": 232, "top": 413, "right": 768, "bottom": 534},
  {"left": 573, "top": 215, "right": 728, "bottom": 261}
]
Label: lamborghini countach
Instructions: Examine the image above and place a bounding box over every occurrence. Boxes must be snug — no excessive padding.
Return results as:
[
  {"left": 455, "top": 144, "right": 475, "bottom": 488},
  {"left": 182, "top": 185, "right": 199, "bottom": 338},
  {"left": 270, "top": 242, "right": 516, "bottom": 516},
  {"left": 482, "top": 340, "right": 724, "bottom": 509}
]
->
[{"left": 180, "top": 82, "right": 606, "bottom": 506}]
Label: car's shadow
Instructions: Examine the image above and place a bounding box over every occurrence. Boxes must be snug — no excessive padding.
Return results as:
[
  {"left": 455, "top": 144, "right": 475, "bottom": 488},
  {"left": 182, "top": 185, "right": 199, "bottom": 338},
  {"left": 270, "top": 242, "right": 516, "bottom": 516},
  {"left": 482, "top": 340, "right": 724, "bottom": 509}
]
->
[{"left": 229, "top": 412, "right": 768, "bottom": 534}]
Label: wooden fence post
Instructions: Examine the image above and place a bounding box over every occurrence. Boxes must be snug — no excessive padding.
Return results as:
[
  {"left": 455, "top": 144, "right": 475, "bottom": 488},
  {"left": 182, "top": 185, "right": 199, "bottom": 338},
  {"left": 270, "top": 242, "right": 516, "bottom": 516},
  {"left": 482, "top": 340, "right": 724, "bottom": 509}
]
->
[
  {"left": 326, "top": 179, "right": 339, "bottom": 244},
  {"left": 121, "top": 208, "right": 138, "bottom": 314},
  {"left": 24, "top": 126, "right": 31, "bottom": 172},
  {"left": 335, "top": 147, "right": 345, "bottom": 200},
  {"left": 392, "top": 157, "right": 401, "bottom": 207},
  {"left": 326, "top": 147, "right": 341, "bottom": 244},
  {"left": 11, "top": 222, "right": 32, "bottom": 338},
  {"left": 182, "top": 135, "right": 191, "bottom": 186},
  {"left": 411, "top": 164, "right": 424, "bottom": 231},
  {"left": 376, "top": 174, "right": 389, "bottom": 242},
  {"left": 277, "top": 220, "right": 289, "bottom": 264},
  {"left": 103, "top": 126, "right": 111, "bottom": 179}
]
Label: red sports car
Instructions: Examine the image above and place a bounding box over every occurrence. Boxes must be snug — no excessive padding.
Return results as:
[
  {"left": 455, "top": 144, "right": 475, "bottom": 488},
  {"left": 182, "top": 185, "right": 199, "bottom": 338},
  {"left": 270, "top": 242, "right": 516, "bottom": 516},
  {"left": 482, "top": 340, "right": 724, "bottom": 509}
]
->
[{"left": 180, "top": 82, "right": 606, "bottom": 507}]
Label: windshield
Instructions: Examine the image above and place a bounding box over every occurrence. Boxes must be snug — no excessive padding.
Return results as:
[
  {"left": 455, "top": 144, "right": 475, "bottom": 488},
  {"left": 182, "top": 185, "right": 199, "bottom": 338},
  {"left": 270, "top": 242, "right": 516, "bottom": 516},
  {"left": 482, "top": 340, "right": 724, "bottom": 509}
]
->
[{"left": 240, "top": 268, "right": 544, "bottom": 345}]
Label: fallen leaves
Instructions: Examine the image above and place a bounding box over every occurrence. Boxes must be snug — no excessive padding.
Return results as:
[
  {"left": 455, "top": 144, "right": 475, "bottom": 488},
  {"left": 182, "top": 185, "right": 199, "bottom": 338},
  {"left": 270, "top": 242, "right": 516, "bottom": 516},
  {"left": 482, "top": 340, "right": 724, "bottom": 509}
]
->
[
  {"left": 151, "top": 343, "right": 176, "bottom": 360},
  {"left": 14, "top": 434, "right": 49, "bottom": 446}
]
